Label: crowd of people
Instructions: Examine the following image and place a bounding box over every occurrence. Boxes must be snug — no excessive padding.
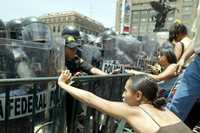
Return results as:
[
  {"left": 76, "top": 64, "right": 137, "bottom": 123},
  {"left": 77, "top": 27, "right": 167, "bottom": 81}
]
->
[
  {"left": 0, "top": 4, "right": 200, "bottom": 133},
  {"left": 58, "top": 3, "right": 200, "bottom": 133}
]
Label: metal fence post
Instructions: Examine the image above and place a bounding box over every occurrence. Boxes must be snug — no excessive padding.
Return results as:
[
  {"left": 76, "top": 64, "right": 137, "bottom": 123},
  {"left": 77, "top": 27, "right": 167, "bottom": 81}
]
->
[
  {"left": 32, "top": 83, "right": 37, "bottom": 133},
  {"left": 5, "top": 86, "right": 10, "bottom": 133}
]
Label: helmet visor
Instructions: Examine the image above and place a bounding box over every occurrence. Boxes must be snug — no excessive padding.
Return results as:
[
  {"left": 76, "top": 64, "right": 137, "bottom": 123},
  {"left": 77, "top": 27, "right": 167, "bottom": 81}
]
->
[{"left": 22, "top": 23, "right": 52, "bottom": 43}]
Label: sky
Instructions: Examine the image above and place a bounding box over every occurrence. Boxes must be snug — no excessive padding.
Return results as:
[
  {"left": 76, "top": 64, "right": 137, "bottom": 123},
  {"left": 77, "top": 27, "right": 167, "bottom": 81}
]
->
[{"left": 0, "top": 0, "right": 117, "bottom": 28}]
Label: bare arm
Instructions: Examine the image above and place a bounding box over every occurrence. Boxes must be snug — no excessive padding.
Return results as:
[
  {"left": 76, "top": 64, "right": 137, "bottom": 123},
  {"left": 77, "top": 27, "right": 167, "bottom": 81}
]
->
[
  {"left": 126, "top": 65, "right": 176, "bottom": 81},
  {"left": 90, "top": 67, "right": 108, "bottom": 75},
  {"left": 180, "top": 42, "right": 195, "bottom": 61},
  {"left": 148, "top": 65, "right": 177, "bottom": 81},
  {"left": 58, "top": 70, "right": 136, "bottom": 120},
  {"left": 174, "top": 43, "right": 183, "bottom": 61},
  {"left": 177, "top": 42, "right": 195, "bottom": 73}
]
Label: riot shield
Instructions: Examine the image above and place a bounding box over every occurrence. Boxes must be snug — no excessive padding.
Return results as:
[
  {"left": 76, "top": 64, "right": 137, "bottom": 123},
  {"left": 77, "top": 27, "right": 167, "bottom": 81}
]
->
[
  {"left": 0, "top": 38, "right": 64, "bottom": 78},
  {"left": 0, "top": 38, "right": 66, "bottom": 133},
  {"left": 77, "top": 44, "right": 102, "bottom": 68},
  {"left": 101, "top": 35, "right": 159, "bottom": 73}
]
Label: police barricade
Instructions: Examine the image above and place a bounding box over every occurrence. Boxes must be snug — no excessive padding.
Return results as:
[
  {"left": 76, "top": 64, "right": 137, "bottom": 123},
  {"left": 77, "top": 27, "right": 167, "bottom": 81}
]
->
[
  {"left": 0, "top": 77, "right": 66, "bottom": 133},
  {"left": 67, "top": 74, "right": 133, "bottom": 133},
  {"left": 0, "top": 38, "right": 65, "bottom": 133}
]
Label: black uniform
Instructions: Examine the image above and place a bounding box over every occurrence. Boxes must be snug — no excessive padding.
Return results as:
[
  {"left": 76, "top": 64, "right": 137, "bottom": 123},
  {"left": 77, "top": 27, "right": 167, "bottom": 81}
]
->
[
  {"left": 65, "top": 55, "right": 94, "bottom": 132},
  {"left": 65, "top": 56, "right": 93, "bottom": 75}
]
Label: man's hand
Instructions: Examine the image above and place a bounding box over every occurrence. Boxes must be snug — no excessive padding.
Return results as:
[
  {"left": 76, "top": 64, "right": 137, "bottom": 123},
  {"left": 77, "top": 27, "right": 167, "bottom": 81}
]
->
[
  {"left": 58, "top": 70, "right": 72, "bottom": 84},
  {"left": 176, "top": 58, "right": 185, "bottom": 74}
]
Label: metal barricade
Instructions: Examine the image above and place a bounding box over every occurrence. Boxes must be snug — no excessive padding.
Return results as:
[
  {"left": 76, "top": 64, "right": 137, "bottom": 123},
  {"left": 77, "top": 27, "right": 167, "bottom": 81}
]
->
[
  {"left": 0, "top": 77, "right": 66, "bottom": 133},
  {"left": 66, "top": 74, "right": 133, "bottom": 133},
  {"left": 0, "top": 74, "right": 133, "bottom": 133}
]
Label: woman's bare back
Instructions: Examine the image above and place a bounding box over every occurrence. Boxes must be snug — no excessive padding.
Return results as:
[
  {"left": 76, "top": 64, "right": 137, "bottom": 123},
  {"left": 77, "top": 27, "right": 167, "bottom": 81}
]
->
[{"left": 126, "top": 104, "right": 192, "bottom": 133}]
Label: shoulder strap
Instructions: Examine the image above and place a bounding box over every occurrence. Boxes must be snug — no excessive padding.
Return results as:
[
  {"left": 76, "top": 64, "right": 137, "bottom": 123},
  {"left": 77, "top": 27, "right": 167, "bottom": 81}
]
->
[
  {"left": 179, "top": 42, "right": 185, "bottom": 58},
  {"left": 139, "top": 106, "right": 161, "bottom": 128}
]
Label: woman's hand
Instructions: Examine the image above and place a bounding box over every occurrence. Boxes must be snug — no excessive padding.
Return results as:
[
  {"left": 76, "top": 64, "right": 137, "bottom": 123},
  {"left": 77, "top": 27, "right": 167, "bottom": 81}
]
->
[
  {"left": 58, "top": 70, "right": 72, "bottom": 84},
  {"left": 126, "top": 69, "right": 145, "bottom": 75},
  {"left": 147, "top": 64, "right": 161, "bottom": 74}
]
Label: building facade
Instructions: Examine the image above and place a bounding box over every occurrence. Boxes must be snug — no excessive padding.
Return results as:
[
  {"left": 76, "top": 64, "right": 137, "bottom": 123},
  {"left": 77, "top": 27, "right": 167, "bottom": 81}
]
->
[
  {"left": 40, "top": 11, "right": 105, "bottom": 40},
  {"left": 115, "top": 0, "right": 198, "bottom": 36}
]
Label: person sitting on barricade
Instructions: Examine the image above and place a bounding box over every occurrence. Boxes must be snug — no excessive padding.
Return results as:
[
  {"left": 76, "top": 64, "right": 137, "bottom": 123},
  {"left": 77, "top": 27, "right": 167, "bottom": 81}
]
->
[
  {"left": 58, "top": 70, "right": 192, "bottom": 133},
  {"left": 126, "top": 48, "right": 178, "bottom": 98},
  {"left": 168, "top": 21, "right": 192, "bottom": 62},
  {"left": 166, "top": 21, "right": 194, "bottom": 103},
  {"left": 166, "top": 2, "right": 200, "bottom": 129}
]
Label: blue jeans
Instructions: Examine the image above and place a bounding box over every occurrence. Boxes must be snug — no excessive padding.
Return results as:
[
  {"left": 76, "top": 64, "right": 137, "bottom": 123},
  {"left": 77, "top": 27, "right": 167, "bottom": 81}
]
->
[
  {"left": 158, "top": 76, "right": 178, "bottom": 98},
  {"left": 167, "top": 72, "right": 184, "bottom": 102},
  {"left": 167, "top": 55, "right": 200, "bottom": 121}
]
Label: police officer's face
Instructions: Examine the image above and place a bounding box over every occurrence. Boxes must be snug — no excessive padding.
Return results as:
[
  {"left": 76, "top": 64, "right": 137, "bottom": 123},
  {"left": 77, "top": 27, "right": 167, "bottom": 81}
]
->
[{"left": 65, "top": 47, "right": 76, "bottom": 60}]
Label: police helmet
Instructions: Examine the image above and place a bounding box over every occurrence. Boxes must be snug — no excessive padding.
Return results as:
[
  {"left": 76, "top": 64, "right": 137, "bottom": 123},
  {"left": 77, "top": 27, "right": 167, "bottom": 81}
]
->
[
  {"left": 62, "top": 26, "right": 80, "bottom": 44},
  {"left": 6, "top": 18, "right": 23, "bottom": 40},
  {"left": 7, "top": 17, "right": 52, "bottom": 43},
  {"left": 21, "top": 17, "right": 52, "bottom": 43},
  {"left": 99, "top": 29, "right": 116, "bottom": 41}
]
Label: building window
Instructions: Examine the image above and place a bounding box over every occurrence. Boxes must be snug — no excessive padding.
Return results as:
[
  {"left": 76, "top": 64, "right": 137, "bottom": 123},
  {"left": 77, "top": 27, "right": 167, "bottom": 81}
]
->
[
  {"left": 183, "top": 0, "right": 193, "bottom": 6},
  {"left": 132, "top": 11, "right": 140, "bottom": 22},
  {"left": 141, "top": 10, "right": 148, "bottom": 17},
  {"left": 53, "top": 26, "right": 56, "bottom": 33},
  {"left": 182, "top": 6, "right": 193, "bottom": 14},
  {"left": 182, "top": 14, "right": 191, "bottom": 19},
  {"left": 56, "top": 18, "right": 59, "bottom": 23},
  {"left": 57, "top": 25, "right": 60, "bottom": 33}
]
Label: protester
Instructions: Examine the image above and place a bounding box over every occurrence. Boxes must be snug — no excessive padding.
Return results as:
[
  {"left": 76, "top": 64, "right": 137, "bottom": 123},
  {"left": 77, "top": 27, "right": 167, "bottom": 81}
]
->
[
  {"left": 166, "top": 2, "right": 200, "bottom": 124},
  {"left": 126, "top": 48, "right": 178, "bottom": 97},
  {"left": 58, "top": 70, "right": 192, "bottom": 133},
  {"left": 168, "top": 21, "right": 192, "bottom": 62}
]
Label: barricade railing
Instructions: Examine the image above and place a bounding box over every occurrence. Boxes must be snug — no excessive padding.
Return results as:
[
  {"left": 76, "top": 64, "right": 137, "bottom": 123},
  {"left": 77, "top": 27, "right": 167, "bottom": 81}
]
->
[
  {"left": 0, "top": 74, "right": 133, "bottom": 133},
  {"left": 65, "top": 74, "right": 133, "bottom": 133}
]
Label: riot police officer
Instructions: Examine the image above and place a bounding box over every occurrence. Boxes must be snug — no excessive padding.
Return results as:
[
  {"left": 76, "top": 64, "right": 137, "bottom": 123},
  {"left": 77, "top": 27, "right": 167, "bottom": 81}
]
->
[
  {"left": 0, "top": 18, "right": 32, "bottom": 133},
  {"left": 1, "top": 17, "right": 54, "bottom": 133},
  {"left": 62, "top": 26, "right": 107, "bottom": 132},
  {"left": 0, "top": 19, "right": 16, "bottom": 79},
  {"left": 6, "top": 18, "right": 36, "bottom": 78},
  {"left": 62, "top": 25, "right": 106, "bottom": 75}
]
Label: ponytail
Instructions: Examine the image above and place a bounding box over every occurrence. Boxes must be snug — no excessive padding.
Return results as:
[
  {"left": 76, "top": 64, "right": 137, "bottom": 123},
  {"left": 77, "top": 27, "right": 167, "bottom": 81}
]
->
[{"left": 152, "top": 97, "right": 167, "bottom": 109}]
